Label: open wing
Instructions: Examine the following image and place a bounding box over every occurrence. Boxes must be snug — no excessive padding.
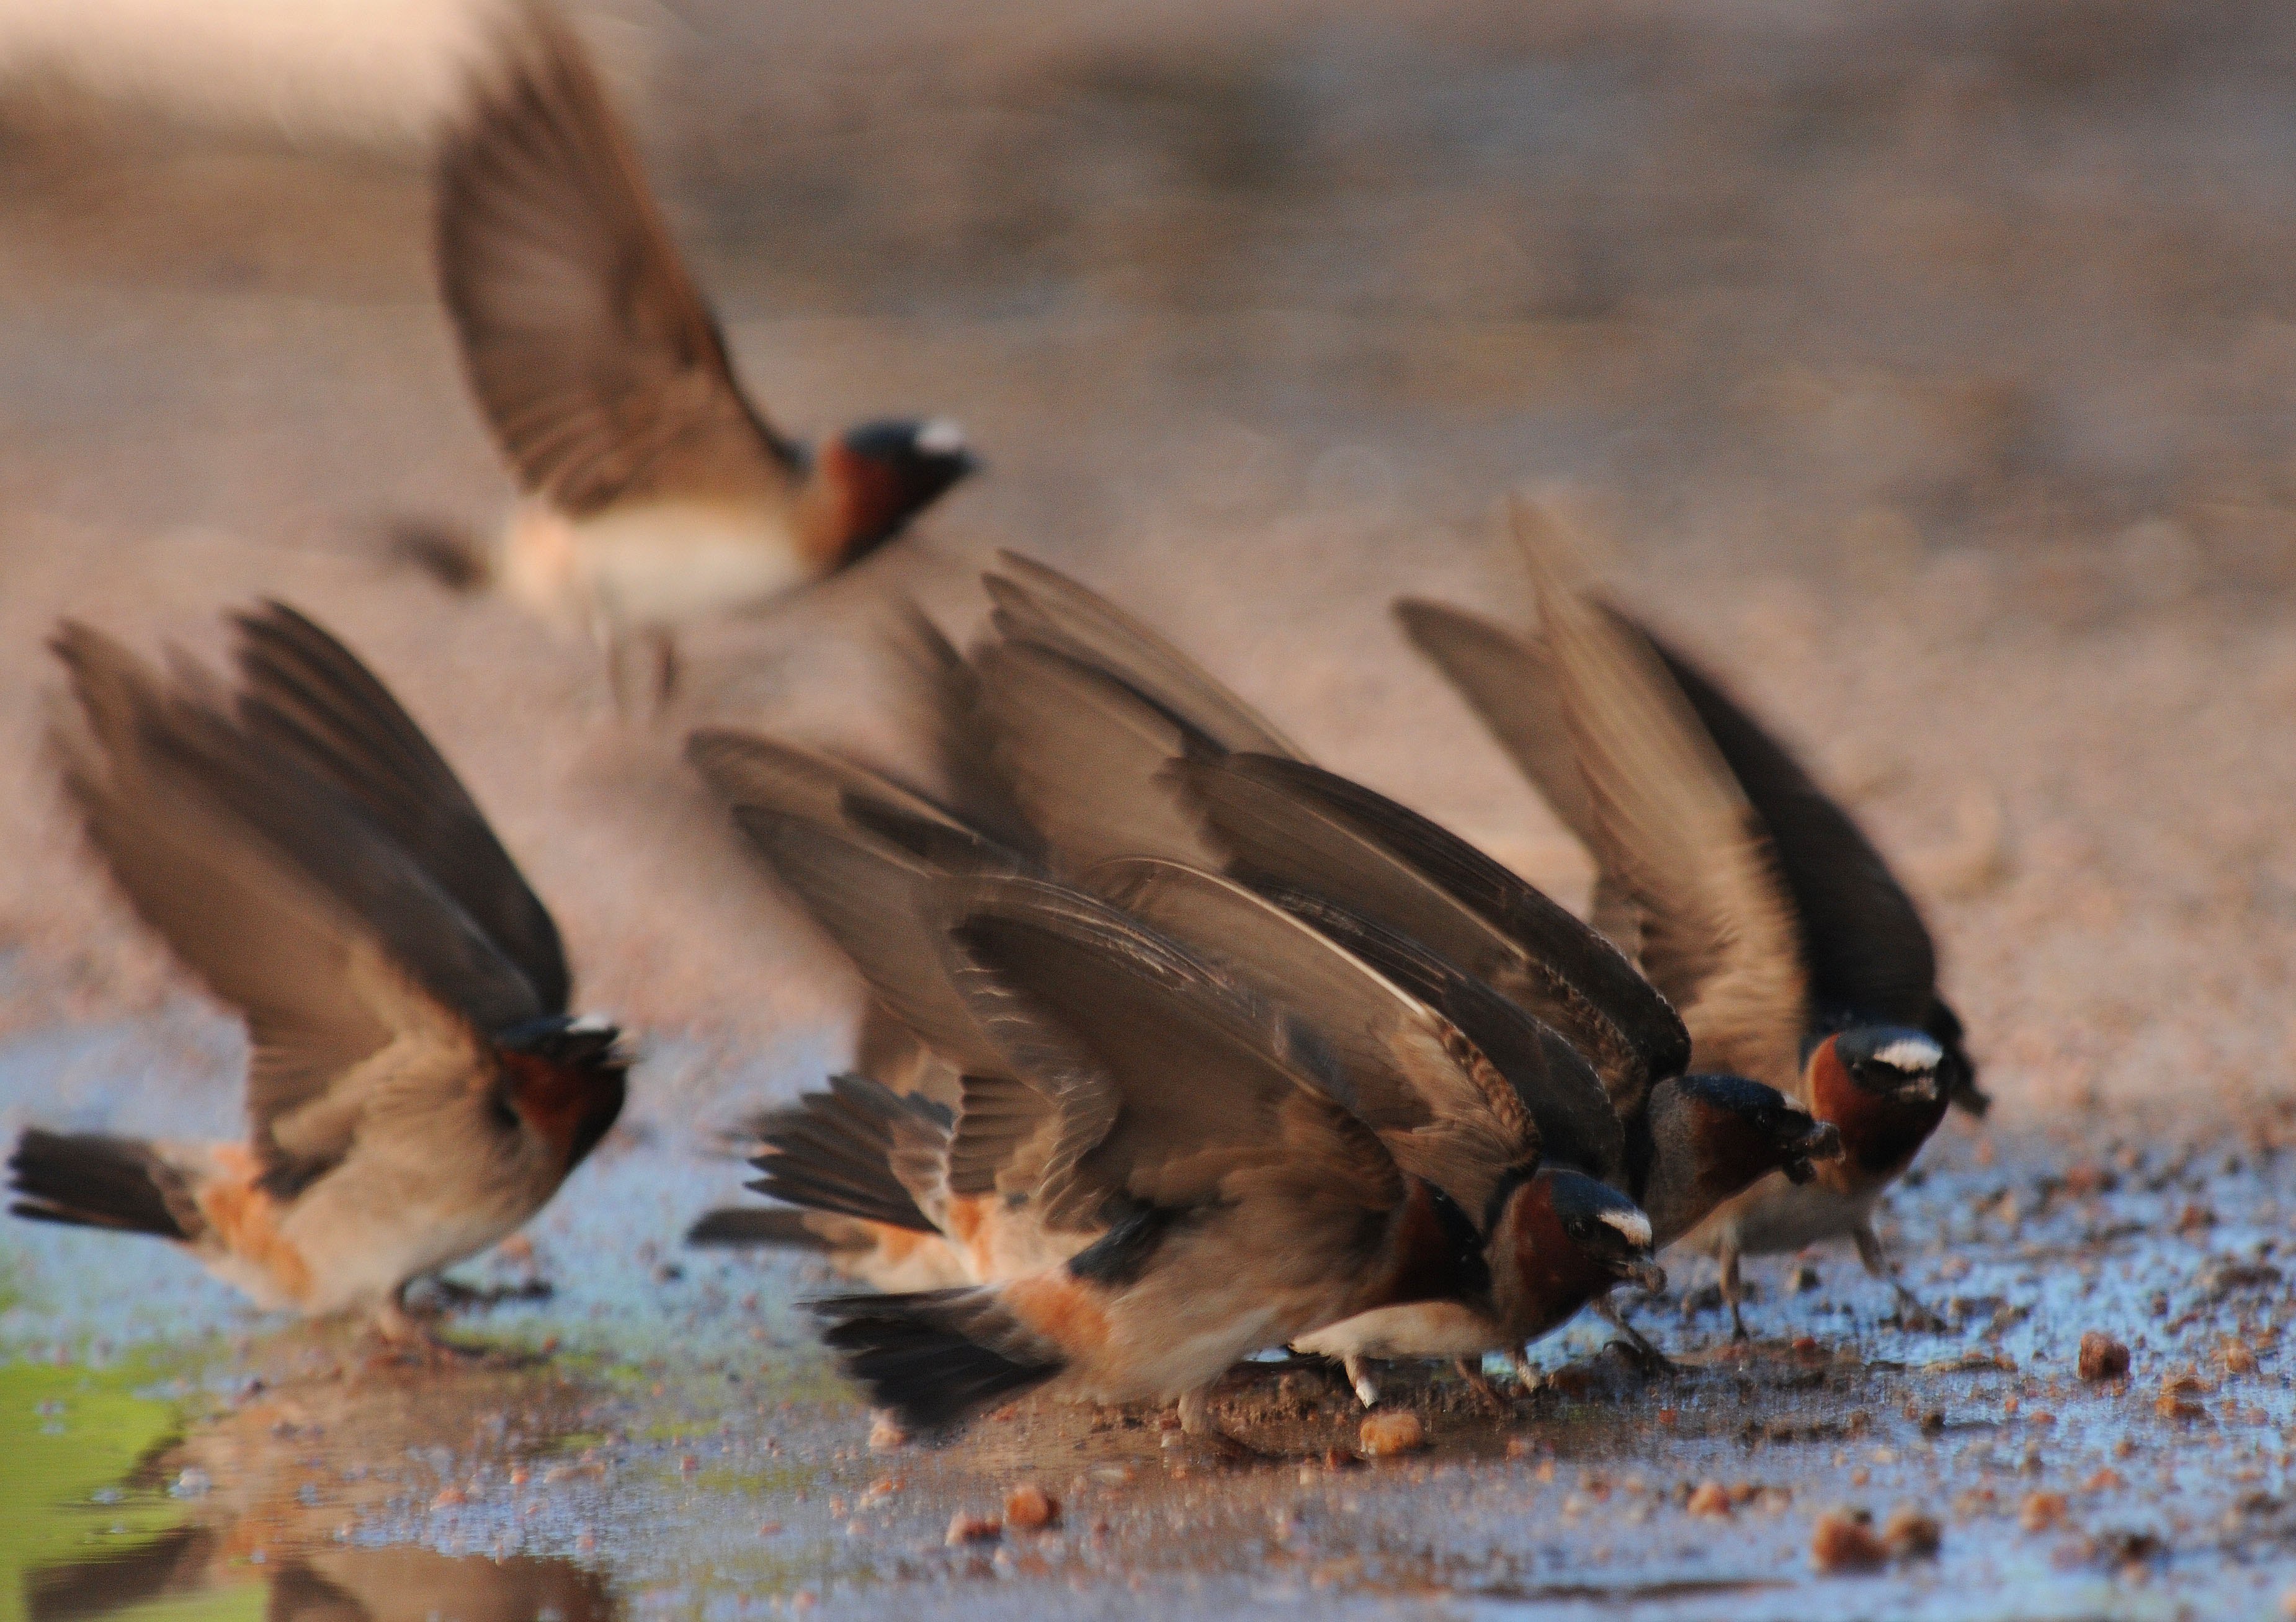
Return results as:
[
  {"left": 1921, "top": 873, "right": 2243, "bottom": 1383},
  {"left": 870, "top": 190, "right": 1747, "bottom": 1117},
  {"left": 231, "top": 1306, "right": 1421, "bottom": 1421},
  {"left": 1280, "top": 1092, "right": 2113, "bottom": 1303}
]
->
[
  {"left": 1394, "top": 597, "right": 1645, "bottom": 955},
  {"left": 972, "top": 638, "right": 1233, "bottom": 876},
  {"left": 1169, "top": 750, "right": 1688, "bottom": 1121},
  {"left": 1084, "top": 857, "right": 1537, "bottom": 1217},
  {"left": 52, "top": 624, "right": 516, "bottom": 1193},
  {"left": 436, "top": 1, "right": 798, "bottom": 515},
  {"left": 983, "top": 554, "right": 1301, "bottom": 757},
  {"left": 1258, "top": 886, "right": 1625, "bottom": 1185},
  {"left": 933, "top": 875, "right": 1403, "bottom": 1234},
  {"left": 233, "top": 602, "right": 569, "bottom": 1014},
  {"left": 1512, "top": 509, "right": 1809, "bottom": 1095},
  {"left": 875, "top": 602, "right": 1046, "bottom": 863},
  {"left": 1637, "top": 626, "right": 1938, "bottom": 1028}
]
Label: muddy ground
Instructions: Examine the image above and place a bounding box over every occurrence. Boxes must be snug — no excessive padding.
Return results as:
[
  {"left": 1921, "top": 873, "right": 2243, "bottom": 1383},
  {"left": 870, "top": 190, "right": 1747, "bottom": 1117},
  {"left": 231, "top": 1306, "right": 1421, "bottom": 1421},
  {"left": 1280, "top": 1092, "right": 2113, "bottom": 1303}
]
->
[{"left": 6, "top": 0, "right": 2296, "bottom": 1616}]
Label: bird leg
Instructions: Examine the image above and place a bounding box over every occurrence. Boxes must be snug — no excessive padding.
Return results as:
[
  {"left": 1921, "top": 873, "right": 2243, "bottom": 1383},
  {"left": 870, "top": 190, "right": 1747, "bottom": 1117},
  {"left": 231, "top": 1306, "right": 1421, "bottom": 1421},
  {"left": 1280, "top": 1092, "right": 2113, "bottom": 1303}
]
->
[
  {"left": 1453, "top": 1356, "right": 1510, "bottom": 1414},
  {"left": 1722, "top": 1245, "right": 1750, "bottom": 1342},
  {"left": 1854, "top": 1221, "right": 1942, "bottom": 1331},
  {"left": 372, "top": 1286, "right": 484, "bottom": 1364},
  {"left": 1175, "top": 1386, "right": 1265, "bottom": 1461}
]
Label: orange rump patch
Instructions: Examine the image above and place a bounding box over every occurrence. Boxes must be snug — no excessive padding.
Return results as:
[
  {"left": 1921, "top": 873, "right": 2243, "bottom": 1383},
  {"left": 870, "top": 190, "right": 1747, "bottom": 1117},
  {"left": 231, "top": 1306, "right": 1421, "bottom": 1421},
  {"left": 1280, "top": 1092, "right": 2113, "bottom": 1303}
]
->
[
  {"left": 197, "top": 1165, "right": 313, "bottom": 1303},
  {"left": 1003, "top": 1275, "right": 1111, "bottom": 1358}
]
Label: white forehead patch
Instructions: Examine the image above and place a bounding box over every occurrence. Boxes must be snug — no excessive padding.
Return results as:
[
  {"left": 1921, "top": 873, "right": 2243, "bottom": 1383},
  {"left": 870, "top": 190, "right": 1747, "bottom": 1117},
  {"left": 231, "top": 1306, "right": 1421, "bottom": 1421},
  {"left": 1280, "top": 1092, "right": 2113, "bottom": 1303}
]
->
[
  {"left": 1601, "top": 1208, "right": 1653, "bottom": 1249},
  {"left": 1872, "top": 1035, "right": 1944, "bottom": 1073},
  {"left": 569, "top": 1012, "right": 617, "bottom": 1033},
  {"left": 916, "top": 417, "right": 967, "bottom": 455}
]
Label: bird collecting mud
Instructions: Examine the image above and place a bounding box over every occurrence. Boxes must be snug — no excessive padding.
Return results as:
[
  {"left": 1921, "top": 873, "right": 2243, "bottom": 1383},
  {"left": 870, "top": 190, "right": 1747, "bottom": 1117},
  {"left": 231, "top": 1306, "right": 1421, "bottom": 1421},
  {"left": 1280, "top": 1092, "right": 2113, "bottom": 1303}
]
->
[
  {"left": 9, "top": 605, "right": 627, "bottom": 1346},
  {"left": 682, "top": 555, "right": 1841, "bottom": 1431},
  {"left": 1400, "top": 504, "right": 1976, "bottom": 1337}
]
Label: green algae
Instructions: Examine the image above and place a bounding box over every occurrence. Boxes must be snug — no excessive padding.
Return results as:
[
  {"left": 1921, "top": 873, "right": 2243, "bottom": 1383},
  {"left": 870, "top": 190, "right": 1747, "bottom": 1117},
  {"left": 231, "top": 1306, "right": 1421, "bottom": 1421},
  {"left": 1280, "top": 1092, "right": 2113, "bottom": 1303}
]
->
[{"left": 0, "top": 1357, "right": 192, "bottom": 1622}]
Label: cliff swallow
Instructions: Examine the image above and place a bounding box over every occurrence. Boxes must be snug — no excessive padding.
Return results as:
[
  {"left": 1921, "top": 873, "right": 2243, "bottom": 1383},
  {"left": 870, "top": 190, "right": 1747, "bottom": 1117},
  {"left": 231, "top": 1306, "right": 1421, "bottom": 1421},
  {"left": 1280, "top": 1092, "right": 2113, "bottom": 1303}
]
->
[
  {"left": 1396, "top": 540, "right": 1981, "bottom": 1120},
  {"left": 686, "top": 711, "right": 1664, "bottom": 1435},
  {"left": 965, "top": 555, "right": 1841, "bottom": 1376},
  {"left": 9, "top": 605, "right": 627, "bottom": 1344},
  {"left": 1396, "top": 502, "right": 1963, "bottom": 1334},
  {"left": 810, "top": 867, "right": 1661, "bottom": 1436},
  {"left": 434, "top": 2, "right": 976, "bottom": 711}
]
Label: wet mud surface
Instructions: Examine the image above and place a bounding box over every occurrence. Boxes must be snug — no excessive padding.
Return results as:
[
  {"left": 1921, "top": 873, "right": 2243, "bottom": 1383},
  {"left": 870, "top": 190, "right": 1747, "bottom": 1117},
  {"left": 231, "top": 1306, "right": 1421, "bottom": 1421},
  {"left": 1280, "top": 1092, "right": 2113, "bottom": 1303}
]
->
[
  {"left": 11, "top": 1102, "right": 2296, "bottom": 1619},
  {"left": 8, "top": 0, "right": 2296, "bottom": 1616}
]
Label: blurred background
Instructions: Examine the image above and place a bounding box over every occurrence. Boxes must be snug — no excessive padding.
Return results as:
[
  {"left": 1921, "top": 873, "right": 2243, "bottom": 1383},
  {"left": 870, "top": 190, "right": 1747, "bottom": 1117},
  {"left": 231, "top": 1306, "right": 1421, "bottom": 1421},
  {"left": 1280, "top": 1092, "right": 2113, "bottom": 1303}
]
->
[{"left": 3, "top": 0, "right": 2295, "bottom": 1144}]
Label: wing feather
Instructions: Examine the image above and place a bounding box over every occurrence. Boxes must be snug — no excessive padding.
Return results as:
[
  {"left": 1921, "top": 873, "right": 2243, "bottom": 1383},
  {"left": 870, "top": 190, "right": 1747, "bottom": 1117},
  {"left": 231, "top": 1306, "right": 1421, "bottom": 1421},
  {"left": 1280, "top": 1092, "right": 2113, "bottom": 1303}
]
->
[
  {"left": 1512, "top": 506, "right": 1810, "bottom": 1095},
  {"left": 436, "top": 2, "right": 796, "bottom": 515}
]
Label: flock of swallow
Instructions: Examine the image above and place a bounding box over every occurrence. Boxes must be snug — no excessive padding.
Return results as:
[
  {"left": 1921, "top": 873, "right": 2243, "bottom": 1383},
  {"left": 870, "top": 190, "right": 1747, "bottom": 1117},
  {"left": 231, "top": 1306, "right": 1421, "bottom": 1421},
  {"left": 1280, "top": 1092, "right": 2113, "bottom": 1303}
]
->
[{"left": 7, "top": 1, "right": 1989, "bottom": 1448}]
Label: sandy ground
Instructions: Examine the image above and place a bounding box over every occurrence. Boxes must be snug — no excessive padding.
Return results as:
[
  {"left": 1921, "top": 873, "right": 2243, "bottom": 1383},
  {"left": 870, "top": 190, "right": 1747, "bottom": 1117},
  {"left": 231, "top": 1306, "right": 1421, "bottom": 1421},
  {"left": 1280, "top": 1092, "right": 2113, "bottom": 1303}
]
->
[{"left": 5, "top": 0, "right": 2296, "bottom": 1616}]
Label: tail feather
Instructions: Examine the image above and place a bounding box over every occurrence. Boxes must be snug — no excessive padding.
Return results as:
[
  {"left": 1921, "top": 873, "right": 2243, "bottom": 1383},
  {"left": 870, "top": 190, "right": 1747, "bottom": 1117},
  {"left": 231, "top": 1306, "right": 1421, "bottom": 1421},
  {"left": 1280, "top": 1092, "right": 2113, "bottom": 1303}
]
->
[
  {"left": 748, "top": 1074, "right": 949, "bottom": 1234},
  {"left": 684, "top": 1208, "right": 831, "bottom": 1249},
  {"left": 813, "top": 1288, "right": 1062, "bottom": 1432},
  {"left": 8, "top": 1131, "right": 198, "bottom": 1241}
]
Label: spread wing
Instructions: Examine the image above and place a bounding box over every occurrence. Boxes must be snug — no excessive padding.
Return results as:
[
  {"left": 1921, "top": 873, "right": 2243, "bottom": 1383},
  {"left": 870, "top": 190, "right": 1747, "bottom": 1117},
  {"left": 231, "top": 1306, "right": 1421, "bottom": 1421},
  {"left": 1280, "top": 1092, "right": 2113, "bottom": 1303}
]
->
[
  {"left": 436, "top": 1, "right": 798, "bottom": 515},
  {"left": 232, "top": 602, "right": 569, "bottom": 1014},
  {"left": 1084, "top": 857, "right": 1537, "bottom": 1216},
  {"left": 983, "top": 554, "right": 1302, "bottom": 757},
  {"left": 1258, "top": 886, "right": 1625, "bottom": 1185},
  {"left": 691, "top": 728, "right": 1062, "bottom": 1190},
  {"left": 972, "top": 553, "right": 1305, "bottom": 878},
  {"left": 51, "top": 624, "right": 520, "bottom": 1192},
  {"left": 1169, "top": 750, "right": 1688, "bottom": 1121},
  {"left": 1394, "top": 597, "right": 1645, "bottom": 954},
  {"left": 875, "top": 602, "right": 1045, "bottom": 862},
  {"left": 1513, "top": 507, "right": 1809, "bottom": 1095},
  {"left": 935, "top": 875, "right": 1403, "bottom": 1230},
  {"left": 973, "top": 638, "right": 1231, "bottom": 876},
  {"left": 1638, "top": 626, "right": 1939, "bottom": 1027}
]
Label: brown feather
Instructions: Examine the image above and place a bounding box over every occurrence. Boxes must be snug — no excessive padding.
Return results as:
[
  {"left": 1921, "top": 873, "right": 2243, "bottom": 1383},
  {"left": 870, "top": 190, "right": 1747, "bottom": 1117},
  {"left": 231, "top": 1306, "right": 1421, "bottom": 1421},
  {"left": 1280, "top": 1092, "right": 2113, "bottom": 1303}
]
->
[
  {"left": 1511, "top": 502, "right": 1810, "bottom": 1098},
  {"left": 435, "top": 1, "right": 798, "bottom": 517}
]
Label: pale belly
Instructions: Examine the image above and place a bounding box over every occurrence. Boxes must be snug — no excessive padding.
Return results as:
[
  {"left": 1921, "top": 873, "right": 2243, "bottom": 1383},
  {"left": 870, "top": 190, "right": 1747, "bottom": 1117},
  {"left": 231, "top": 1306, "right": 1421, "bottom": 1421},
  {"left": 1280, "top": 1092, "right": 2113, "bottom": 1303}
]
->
[
  {"left": 502, "top": 500, "right": 814, "bottom": 635},
  {"left": 1292, "top": 1300, "right": 1508, "bottom": 1362},
  {"left": 1675, "top": 1170, "right": 1881, "bottom": 1262}
]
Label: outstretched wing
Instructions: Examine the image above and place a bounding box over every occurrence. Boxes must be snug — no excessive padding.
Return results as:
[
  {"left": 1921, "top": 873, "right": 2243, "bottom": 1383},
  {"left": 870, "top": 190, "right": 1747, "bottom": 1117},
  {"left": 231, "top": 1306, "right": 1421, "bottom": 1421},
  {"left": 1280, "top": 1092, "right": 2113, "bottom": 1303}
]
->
[
  {"left": 51, "top": 623, "right": 517, "bottom": 1192},
  {"left": 934, "top": 875, "right": 1403, "bottom": 1231},
  {"left": 1394, "top": 597, "right": 1645, "bottom": 954},
  {"left": 1169, "top": 751, "right": 1689, "bottom": 1121},
  {"left": 1638, "top": 626, "right": 1938, "bottom": 1028},
  {"left": 984, "top": 553, "right": 1301, "bottom": 757},
  {"left": 436, "top": 1, "right": 798, "bottom": 515},
  {"left": 1512, "top": 508, "right": 1809, "bottom": 1096},
  {"left": 233, "top": 602, "right": 569, "bottom": 1013},
  {"left": 1085, "top": 857, "right": 1537, "bottom": 1217}
]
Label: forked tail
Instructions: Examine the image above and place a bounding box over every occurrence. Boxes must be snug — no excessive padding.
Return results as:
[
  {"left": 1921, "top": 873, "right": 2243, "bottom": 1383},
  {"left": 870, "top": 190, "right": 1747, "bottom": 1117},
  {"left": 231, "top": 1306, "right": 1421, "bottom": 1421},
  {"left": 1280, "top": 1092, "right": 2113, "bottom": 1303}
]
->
[
  {"left": 8, "top": 1130, "right": 200, "bottom": 1240},
  {"left": 813, "top": 1288, "right": 1062, "bottom": 1432}
]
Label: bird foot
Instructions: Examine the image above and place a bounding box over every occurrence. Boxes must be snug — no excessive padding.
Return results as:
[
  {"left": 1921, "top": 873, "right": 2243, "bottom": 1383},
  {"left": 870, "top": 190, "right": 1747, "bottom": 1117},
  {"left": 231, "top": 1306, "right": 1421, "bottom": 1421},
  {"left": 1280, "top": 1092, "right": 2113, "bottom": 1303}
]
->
[{"left": 1454, "top": 1357, "right": 1512, "bottom": 1414}]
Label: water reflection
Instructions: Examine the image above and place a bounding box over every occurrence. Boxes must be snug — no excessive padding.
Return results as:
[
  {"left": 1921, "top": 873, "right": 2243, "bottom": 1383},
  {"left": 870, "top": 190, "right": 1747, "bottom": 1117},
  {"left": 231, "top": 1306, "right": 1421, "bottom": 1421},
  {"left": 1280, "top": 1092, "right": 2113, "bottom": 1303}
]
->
[
  {"left": 19, "top": 1342, "right": 616, "bottom": 1622},
  {"left": 30, "top": 1530, "right": 614, "bottom": 1622}
]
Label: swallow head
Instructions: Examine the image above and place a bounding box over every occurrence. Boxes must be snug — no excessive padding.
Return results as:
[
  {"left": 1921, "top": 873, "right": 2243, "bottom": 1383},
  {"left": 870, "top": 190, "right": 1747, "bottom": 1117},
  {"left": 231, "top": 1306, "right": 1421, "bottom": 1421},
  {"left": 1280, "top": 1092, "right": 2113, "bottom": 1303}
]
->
[
  {"left": 496, "top": 1013, "right": 632, "bottom": 1169},
  {"left": 1832, "top": 1025, "right": 1948, "bottom": 1108},
  {"left": 823, "top": 417, "right": 980, "bottom": 565},
  {"left": 1487, "top": 1166, "right": 1663, "bottom": 1340},
  {"left": 1674, "top": 1073, "right": 1845, "bottom": 1187}
]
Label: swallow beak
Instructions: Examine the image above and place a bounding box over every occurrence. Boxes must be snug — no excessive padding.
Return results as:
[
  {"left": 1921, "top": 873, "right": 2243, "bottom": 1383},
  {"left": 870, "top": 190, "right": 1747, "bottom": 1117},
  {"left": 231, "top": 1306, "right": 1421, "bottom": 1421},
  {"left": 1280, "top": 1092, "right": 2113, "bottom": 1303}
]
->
[{"left": 1615, "top": 1257, "right": 1667, "bottom": 1294}]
